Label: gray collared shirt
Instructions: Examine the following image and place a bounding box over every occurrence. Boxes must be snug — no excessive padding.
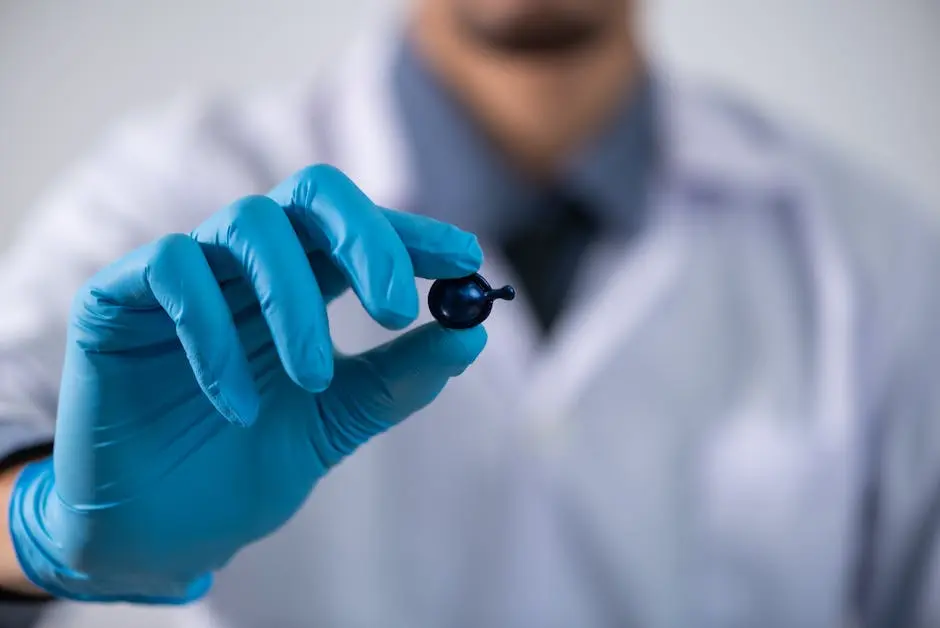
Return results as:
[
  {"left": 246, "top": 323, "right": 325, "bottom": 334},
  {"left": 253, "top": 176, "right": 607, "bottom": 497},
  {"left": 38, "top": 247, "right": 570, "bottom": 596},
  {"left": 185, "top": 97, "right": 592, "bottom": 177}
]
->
[{"left": 391, "top": 37, "right": 657, "bottom": 244}]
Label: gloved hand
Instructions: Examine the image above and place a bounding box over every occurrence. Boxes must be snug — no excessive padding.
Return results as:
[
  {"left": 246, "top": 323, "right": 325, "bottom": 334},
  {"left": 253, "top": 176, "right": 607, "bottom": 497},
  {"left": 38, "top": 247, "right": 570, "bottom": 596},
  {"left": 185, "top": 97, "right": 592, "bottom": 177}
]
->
[{"left": 8, "top": 164, "right": 487, "bottom": 604}]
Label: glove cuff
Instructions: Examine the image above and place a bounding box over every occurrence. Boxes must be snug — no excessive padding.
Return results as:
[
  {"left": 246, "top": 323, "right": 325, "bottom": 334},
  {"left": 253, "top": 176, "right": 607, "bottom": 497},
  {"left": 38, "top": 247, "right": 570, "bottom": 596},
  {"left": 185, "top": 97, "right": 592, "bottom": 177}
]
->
[{"left": 9, "top": 458, "right": 213, "bottom": 605}]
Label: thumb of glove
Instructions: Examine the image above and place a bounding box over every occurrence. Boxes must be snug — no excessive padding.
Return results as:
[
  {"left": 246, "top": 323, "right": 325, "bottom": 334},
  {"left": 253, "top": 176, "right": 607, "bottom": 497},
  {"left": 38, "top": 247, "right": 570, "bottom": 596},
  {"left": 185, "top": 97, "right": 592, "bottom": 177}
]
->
[{"left": 314, "top": 323, "right": 487, "bottom": 451}]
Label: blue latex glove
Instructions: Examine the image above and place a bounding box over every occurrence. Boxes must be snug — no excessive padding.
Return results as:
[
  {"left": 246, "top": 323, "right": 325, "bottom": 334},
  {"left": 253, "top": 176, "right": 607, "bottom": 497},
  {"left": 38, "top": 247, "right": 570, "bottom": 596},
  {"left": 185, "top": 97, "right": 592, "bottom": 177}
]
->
[{"left": 9, "top": 164, "right": 487, "bottom": 604}]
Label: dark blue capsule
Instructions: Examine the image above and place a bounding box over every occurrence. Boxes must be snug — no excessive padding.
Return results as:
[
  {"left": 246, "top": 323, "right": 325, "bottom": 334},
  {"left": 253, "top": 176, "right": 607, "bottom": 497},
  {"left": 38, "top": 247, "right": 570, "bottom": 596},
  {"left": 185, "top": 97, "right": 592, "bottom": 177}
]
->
[{"left": 428, "top": 273, "right": 515, "bottom": 329}]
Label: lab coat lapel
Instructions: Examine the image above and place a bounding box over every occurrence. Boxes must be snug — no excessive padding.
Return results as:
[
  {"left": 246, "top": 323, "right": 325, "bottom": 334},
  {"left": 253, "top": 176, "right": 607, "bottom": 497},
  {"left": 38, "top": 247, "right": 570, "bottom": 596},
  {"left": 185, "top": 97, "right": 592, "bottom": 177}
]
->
[{"left": 328, "top": 24, "right": 410, "bottom": 207}]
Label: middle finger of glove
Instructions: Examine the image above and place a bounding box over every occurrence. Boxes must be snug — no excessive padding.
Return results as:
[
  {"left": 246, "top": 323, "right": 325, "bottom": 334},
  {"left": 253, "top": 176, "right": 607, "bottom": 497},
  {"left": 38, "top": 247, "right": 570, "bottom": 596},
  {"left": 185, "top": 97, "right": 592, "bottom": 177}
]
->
[
  {"left": 191, "top": 195, "right": 334, "bottom": 393},
  {"left": 268, "top": 164, "right": 419, "bottom": 331}
]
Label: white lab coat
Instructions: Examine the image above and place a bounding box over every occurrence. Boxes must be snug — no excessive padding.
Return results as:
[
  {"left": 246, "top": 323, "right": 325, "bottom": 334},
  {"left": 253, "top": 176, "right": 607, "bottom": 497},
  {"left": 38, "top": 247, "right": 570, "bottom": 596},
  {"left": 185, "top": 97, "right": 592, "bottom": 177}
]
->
[{"left": 20, "top": 25, "right": 940, "bottom": 628}]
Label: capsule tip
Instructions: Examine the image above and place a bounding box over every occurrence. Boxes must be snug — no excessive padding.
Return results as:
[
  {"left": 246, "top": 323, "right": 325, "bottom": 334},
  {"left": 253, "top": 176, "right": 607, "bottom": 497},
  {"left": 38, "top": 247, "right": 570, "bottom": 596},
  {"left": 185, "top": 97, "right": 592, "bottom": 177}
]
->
[{"left": 488, "top": 285, "right": 516, "bottom": 302}]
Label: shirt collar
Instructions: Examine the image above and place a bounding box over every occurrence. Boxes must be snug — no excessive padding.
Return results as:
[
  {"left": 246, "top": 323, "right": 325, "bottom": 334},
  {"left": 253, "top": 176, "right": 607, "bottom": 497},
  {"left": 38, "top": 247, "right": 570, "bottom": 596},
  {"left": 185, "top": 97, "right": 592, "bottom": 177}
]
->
[{"left": 391, "top": 36, "right": 660, "bottom": 241}]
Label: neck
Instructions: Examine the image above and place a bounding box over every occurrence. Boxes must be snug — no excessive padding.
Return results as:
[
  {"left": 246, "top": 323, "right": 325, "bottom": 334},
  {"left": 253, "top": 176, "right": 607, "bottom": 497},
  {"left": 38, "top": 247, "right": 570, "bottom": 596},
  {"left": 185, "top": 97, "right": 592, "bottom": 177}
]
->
[{"left": 413, "top": 4, "right": 643, "bottom": 178}]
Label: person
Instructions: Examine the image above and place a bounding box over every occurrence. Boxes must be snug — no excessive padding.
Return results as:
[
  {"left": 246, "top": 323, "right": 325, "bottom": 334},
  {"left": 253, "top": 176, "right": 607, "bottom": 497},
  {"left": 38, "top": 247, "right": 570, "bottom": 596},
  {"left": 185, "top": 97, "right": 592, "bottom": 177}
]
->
[{"left": 1, "top": 1, "right": 938, "bottom": 626}]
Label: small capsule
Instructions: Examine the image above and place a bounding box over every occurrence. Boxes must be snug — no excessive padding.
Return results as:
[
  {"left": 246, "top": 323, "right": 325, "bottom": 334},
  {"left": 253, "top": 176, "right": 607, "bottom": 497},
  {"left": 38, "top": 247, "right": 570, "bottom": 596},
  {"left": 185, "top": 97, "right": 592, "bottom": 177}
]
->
[{"left": 428, "top": 273, "right": 515, "bottom": 329}]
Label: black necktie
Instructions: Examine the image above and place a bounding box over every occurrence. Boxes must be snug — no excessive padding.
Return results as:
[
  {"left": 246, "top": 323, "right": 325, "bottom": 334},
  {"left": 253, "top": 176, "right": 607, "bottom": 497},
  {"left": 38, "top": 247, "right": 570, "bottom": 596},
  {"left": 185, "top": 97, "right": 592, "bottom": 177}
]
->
[{"left": 500, "top": 190, "right": 601, "bottom": 336}]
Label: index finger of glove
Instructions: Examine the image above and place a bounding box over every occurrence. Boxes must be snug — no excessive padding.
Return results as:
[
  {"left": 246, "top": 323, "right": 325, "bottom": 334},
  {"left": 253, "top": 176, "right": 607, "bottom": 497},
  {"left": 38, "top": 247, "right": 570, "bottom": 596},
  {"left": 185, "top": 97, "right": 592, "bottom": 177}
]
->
[{"left": 72, "top": 234, "right": 260, "bottom": 427}]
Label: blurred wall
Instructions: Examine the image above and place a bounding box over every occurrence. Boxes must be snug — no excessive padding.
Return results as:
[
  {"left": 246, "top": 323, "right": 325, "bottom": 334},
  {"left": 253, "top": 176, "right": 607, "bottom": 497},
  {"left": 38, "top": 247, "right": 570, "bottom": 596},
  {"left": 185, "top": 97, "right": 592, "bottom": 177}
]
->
[{"left": 0, "top": 0, "right": 938, "bottom": 254}]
